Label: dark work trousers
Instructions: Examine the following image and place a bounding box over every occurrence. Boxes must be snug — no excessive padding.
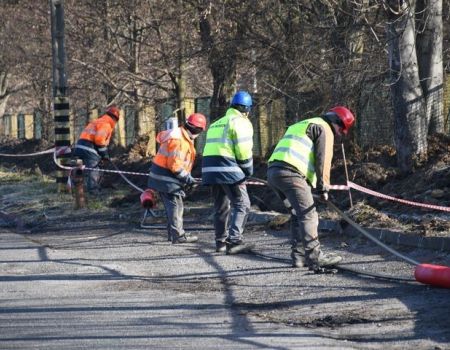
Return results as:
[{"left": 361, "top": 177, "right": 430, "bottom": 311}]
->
[
  {"left": 159, "top": 191, "right": 185, "bottom": 241},
  {"left": 72, "top": 148, "right": 101, "bottom": 193},
  {"left": 212, "top": 183, "right": 251, "bottom": 244},
  {"left": 267, "top": 166, "right": 321, "bottom": 265}
]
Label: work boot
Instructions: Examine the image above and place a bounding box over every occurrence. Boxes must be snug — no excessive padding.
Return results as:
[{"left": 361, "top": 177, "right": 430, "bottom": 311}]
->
[
  {"left": 215, "top": 241, "right": 227, "bottom": 253},
  {"left": 226, "top": 240, "right": 253, "bottom": 255},
  {"left": 308, "top": 252, "right": 342, "bottom": 271},
  {"left": 290, "top": 248, "right": 305, "bottom": 268},
  {"left": 172, "top": 234, "right": 198, "bottom": 244}
]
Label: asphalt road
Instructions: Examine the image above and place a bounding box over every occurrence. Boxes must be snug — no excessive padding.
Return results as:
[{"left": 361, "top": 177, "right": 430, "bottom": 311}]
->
[{"left": 0, "top": 209, "right": 449, "bottom": 350}]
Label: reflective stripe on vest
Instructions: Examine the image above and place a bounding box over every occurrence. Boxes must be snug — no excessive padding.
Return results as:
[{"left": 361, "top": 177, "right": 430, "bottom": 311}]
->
[
  {"left": 152, "top": 127, "right": 195, "bottom": 177},
  {"left": 268, "top": 117, "right": 330, "bottom": 187},
  {"left": 202, "top": 165, "right": 244, "bottom": 173},
  {"left": 203, "top": 109, "right": 252, "bottom": 159},
  {"left": 74, "top": 144, "right": 99, "bottom": 156},
  {"left": 148, "top": 171, "right": 183, "bottom": 186}
]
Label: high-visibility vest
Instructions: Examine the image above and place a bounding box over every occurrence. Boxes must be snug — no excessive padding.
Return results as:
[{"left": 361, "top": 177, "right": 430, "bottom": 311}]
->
[
  {"left": 202, "top": 108, "right": 253, "bottom": 184},
  {"left": 75, "top": 114, "right": 116, "bottom": 158},
  {"left": 148, "top": 126, "right": 196, "bottom": 193},
  {"left": 268, "top": 117, "right": 334, "bottom": 187}
]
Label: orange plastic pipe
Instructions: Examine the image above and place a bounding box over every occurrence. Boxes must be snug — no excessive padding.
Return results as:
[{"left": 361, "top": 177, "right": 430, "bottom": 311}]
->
[{"left": 414, "top": 264, "right": 450, "bottom": 289}]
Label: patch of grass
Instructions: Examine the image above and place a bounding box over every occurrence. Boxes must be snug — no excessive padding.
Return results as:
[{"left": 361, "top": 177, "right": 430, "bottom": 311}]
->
[{"left": 86, "top": 198, "right": 105, "bottom": 210}]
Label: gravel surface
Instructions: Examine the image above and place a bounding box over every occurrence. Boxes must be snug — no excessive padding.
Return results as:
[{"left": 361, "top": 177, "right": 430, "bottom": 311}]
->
[{"left": 1, "top": 207, "right": 449, "bottom": 350}]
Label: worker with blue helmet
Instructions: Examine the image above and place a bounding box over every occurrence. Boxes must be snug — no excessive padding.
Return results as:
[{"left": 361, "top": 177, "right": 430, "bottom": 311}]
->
[{"left": 202, "top": 90, "right": 254, "bottom": 255}]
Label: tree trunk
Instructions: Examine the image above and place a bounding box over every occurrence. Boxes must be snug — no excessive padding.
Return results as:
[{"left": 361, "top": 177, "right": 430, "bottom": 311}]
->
[
  {"left": 198, "top": 8, "right": 237, "bottom": 121},
  {"left": 39, "top": 96, "right": 53, "bottom": 142},
  {"left": 386, "top": 2, "right": 428, "bottom": 173},
  {"left": 416, "top": 0, "right": 444, "bottom": 134},
  {"left": 175, "top": 71, "right": 186, "bottom": 122},
  {"left": 209, "top": 59, "right": 237, "bottom": 121},
  {"left": 131, "top": 11, "right": 143, "bottom": 139},
  {"left": 101, "top": 0, "right": 115, "bottom": 104},
  {"left": 0, "top": 71, "right": 9, "bottom": 117}
]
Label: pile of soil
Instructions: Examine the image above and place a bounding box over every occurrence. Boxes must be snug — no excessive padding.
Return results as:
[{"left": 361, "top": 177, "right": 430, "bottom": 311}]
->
[
  {"left": 1, "top": 133, "right": 449, "bottom": 236},
  {"left": 0, "top": 137, "right": 55, "bottom": 175},
  {"left": 333, "top": 134, "right": 450, "bottom": 212}
]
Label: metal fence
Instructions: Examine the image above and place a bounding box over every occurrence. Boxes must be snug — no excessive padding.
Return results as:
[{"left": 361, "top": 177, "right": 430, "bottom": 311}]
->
[{"left": 1, "top": 88, "right": 449, "bottom": 156}]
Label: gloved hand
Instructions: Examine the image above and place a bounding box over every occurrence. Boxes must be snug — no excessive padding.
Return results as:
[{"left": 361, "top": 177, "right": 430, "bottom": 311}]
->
[
  {"left": 319, "top": 191, "right": 329, "bottom": 202},
  {"left": 185, "top": 175, "right": 199, "bottom": 185},
  {"left": 100, "top": 158, "right": 110, "bottom": 167},
  {"left": 315, "top": 190, "right": 329, "bottom": 203}
]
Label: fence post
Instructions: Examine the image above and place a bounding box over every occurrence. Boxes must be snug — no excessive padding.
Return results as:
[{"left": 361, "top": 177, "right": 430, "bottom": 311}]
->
[
  {"left": 24, "top": 114, "right": 34, "bottom": 139},
  {"left": 10, "top": 114, "right": 18, "bottom": 138},
  {"left": 72, "top": 159, "right": 86, "bottom": 209}
]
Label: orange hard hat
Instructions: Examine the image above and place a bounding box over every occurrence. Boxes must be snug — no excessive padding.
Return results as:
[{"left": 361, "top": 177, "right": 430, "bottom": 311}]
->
[
  {"left": 186, "top": 113, "right": 207, "bottom": 131},
  {"left": 329, "top": 106, "right": 355, "bottom": 134},
  {"left": 106, "top": 105, "right": 121, "bottom": 120}
]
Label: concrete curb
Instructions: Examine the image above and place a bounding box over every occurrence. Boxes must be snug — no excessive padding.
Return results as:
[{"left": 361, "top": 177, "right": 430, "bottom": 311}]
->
[
  {"left": 186, "top": 208, "right": 450, "bottom": 253},
  {"left": 319, "top": 219, "right": 450, "bottom": 253},
  {"left": 5, "top": 203, "right": 450, "bottom": 253}
]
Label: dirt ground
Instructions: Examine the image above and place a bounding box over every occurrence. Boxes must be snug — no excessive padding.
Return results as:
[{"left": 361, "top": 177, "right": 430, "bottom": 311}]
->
[
  {"left": 1, "top": 136, "right": 450, "bottom": 349},
  {"left": 0, "top": 134, "right": 449, "bottom": 237}
]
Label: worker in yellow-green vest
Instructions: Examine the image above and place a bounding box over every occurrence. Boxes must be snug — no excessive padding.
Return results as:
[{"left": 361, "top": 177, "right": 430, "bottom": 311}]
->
[
  {"left": 202, "top": 91, "right": 254, "bottom": 255},
  {"left": 267, "top": 106, "right": 355, "bottom": 272}
]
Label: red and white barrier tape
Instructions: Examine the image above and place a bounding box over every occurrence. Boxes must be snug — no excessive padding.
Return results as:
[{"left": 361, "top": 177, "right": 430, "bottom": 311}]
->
[
  {"left": 53, "top": 152, "right": 150, "bottom": 177},
  {"left": 347, "top": 181, "right": 450, "bottom": 213},
  {"left": 0, "top": 147, "right": 56, "bottom": 157},
  {"left": 242, "top": 179, "right": 450, "bottom": 213},
  {"left": 111, "top": 163, "right": 145, "bottom": 193},
  {"left": 2, "top": 148, "right": 439, "bottom": 213},
  {"left": 329, "top": 184, "right": 350, "bottom": 190}
]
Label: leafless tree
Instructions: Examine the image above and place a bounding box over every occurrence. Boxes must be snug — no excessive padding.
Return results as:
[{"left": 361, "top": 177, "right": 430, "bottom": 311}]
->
[
  {"left": 0, "top": 0, "right": 448, "bottom": 163},
  {"left": 384, "top": 0, "right": 444, "bottom": 172}
]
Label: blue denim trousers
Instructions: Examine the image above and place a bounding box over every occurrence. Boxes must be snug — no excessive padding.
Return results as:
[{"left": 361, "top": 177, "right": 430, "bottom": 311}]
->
[
  {"left": 72, "top": 148, "right": 101, "bottom": 193},
  {"left": 159, "top": 191, "right": 185, "bottom": 241},
  {"left": 212, "top": 183, "right": 250, "bottom": 244}
]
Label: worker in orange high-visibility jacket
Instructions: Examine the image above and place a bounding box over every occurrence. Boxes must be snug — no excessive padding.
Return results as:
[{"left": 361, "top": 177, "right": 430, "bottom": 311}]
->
[
  {"left": 73, "top": 105, "right": 121, "bottom": 194},
  {"left": 148, "top": 113, "right": 207, "bottom": 244}
]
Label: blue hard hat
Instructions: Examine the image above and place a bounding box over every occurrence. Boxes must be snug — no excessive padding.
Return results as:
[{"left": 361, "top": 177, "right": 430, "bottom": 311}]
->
[{"left": 231, "top": 91, "right": 252, "bottom": 107}]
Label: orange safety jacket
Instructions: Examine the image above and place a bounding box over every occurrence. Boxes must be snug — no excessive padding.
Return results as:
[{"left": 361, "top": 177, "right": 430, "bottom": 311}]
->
[
  {"left": 74, "top": 114, "right": 117, "bottom": 159},
  {"left": 148, "top": 126, "right": 196, "bottom": 193}
]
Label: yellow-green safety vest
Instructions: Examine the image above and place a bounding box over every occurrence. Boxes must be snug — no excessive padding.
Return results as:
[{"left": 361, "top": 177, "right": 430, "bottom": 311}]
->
[
  {"left": 202, "top": 108, "right": 253, "bottom": 184},
  {"left": 268, "top": 117, "right": 333, "bottom": 187}
]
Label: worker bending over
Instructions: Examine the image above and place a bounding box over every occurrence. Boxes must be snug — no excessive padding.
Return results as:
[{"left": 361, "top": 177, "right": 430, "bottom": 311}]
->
[
  {"left": 73, "top": 105, "right": 121, "bottom": 194},
  {"left": 148, "top": 113, "right": 207, "bottom": 244},
  {"left": 267, "top": 106, "right": 355, "bottom": 272}
]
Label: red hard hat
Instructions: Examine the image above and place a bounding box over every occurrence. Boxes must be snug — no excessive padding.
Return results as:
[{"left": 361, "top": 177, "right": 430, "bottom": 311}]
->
[
  {"left": 329, "top": 106, "right": 355, "bottom": 134},
  {"left": 106, "top": 105, "right": 121, "bottom": 120},
  {"left": 186, "top": 113, "right": 207, "bottom": 131}
]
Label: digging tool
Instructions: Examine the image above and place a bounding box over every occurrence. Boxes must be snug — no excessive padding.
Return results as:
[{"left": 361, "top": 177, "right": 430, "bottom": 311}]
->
[{"left": 340, "top": 143, "right": 353, "bottom": 207}]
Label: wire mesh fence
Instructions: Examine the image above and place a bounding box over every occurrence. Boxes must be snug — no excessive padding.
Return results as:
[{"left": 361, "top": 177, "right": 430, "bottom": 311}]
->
[{"left": 1, "top": 86, "right": 449, "bottom": 156}]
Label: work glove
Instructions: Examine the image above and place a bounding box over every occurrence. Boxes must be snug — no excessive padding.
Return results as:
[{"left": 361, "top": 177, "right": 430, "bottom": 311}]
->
[
  {"left": 320, "top": 191, "right": 329, "bottom": 202},
  {"left": 316, "top": 189, "right": 329, "bottom": 203},
  {"left": 185, "top": 175, "right": 200, "bottom": 185},
  {"left": 184, "top": 175, "right": 200, "bottom": 193},
  {"left": 100, "top": 158, "right": 110, "bottom": 167}
]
